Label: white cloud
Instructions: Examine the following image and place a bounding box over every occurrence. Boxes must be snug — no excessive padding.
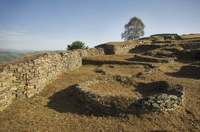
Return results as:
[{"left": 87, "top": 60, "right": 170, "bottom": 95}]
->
[
  {"left": 0, "top": 30, "right": 47, "bottom": 41},
  {"left": 0, "top": 30, "right": 33, "bottom": 41},
  {"left": 0, "top": 30, "right": 67, "bottom": 50},
  {"left": 0, "top": 30, "right": 64, "bottom": 42}
]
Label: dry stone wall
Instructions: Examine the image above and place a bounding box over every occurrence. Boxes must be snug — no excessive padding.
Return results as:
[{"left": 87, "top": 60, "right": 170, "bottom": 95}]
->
[
  {"left": 113, "top": 44, "right": 137, "bottom": 54},
  {"left": 96, "top": 41, "right": 151, "bottom": 55},
  {"left": 75, "top": 76, "right": 184, "bottom": 115},
  {"left": 0, "top": 48, "right": 104, "bottom": 111}
]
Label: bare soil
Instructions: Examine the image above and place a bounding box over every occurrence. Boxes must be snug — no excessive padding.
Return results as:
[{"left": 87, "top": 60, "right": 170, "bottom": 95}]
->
[{"left": 0, "top": 52, "right": 200, "bottom": 131}]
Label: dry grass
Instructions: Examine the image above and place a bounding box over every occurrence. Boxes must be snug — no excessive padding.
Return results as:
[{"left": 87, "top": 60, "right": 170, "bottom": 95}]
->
[
  {"left": 0, "top": 55, "right": 200, "bottom": 131},
  {"left": 181, "top": 33, "right": 200, "bottom": 39},
  {"left": 87, "top": 79, "right": 141, "bottom": 98},
  {"left": 103, "top": 39, "right": 151, "bottom": 46},
  {"left": 0, "top": 35, "right": 200, "bottom": 131},
  {"left": 84, "top": 54, "right": 134, "bottom": 61},
  {"left": 106, "top": 41, "right": 138, "bottom": 46}
]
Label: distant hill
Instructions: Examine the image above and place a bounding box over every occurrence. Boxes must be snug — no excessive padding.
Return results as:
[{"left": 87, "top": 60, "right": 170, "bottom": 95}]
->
[
  {"left": 0, "top": 50, "right": 30, "bottom": 62},
  {"left": 0, "top": 48, "right": 35, "bottom": 52},
  {"left": 0, "top": 49, "right": 59, "bottom": 63}
]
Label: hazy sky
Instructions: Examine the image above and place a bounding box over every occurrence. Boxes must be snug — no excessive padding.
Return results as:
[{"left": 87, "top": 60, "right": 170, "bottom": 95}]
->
[{"left": 0, "top": 0, "right": 199, "bottom": 51}]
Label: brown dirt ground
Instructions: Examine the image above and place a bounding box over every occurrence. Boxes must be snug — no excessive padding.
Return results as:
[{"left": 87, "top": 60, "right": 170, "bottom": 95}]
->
[{"left": 0, "top": 55, "right": 200, "bottom": 132}]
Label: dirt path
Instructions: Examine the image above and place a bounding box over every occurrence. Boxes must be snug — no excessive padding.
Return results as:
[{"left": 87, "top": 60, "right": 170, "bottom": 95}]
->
[{"left": 0, "top": 63, "right": 200, "bottom": 131}]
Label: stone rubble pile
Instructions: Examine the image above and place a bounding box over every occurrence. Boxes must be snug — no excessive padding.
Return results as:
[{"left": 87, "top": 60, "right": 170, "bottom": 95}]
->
[{"left": 135, "top": 84, "right": 184, "bottom": 112}]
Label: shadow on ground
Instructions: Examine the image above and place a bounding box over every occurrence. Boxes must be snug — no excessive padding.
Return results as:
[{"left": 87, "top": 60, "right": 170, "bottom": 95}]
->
[
  {"left": 129, "top": 45, "right": 161, "bottom": 54},
  {"left": 47, "top": 84, "right": 148, "bottom": 116},
  {"left": 47, "top": 85, "right": 88, "bottom": 114},
  {"left": 166, "top": 71, "right": 200, "bottom": 79},
  {"left": 47, "top": 81, "right": 173, "bottom": 116},
  {"left": 166, "top": 64, "right": 200, "bottom": 80},
  {"left": 47, "top": 85, "right": 109, "bottom": 117},
  {"left": 136, "top": 81, "right": 170, "bottom": 96}
]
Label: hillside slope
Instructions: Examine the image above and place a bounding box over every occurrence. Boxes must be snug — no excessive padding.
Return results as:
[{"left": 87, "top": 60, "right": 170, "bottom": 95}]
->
[
  {"left": 0, "top": 34, "right": 200, "bottom": 131},
  {"left": 0, "top": 51, "right": 29, "bottom": 62}
]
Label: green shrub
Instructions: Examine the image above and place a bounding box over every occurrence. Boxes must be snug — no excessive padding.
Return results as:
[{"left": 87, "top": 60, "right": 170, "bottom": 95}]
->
[{"left": 67, "top": 41, "right": 87, "bottom": 50}]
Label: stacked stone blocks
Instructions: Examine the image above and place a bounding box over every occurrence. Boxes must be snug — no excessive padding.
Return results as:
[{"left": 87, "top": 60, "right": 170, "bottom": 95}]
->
[{"left": 0, "top": 48, "right": 104, "bottom": 111}]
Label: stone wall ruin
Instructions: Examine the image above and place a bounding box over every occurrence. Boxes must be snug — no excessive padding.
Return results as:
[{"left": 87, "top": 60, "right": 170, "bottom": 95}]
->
[
  {"left": 1, "top": 33, "right": 199, "bottom": 113},
  {"left": 0, "top": 48, "right": 104, "bottom": 111},
  {"left": 75, "top": 75, "right": 184, "bottom": 115}
]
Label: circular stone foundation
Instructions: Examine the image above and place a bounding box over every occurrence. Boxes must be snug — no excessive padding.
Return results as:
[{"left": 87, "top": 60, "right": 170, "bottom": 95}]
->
[{"left": 75, "top": 75, "right": 184, "bottom": 115}]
